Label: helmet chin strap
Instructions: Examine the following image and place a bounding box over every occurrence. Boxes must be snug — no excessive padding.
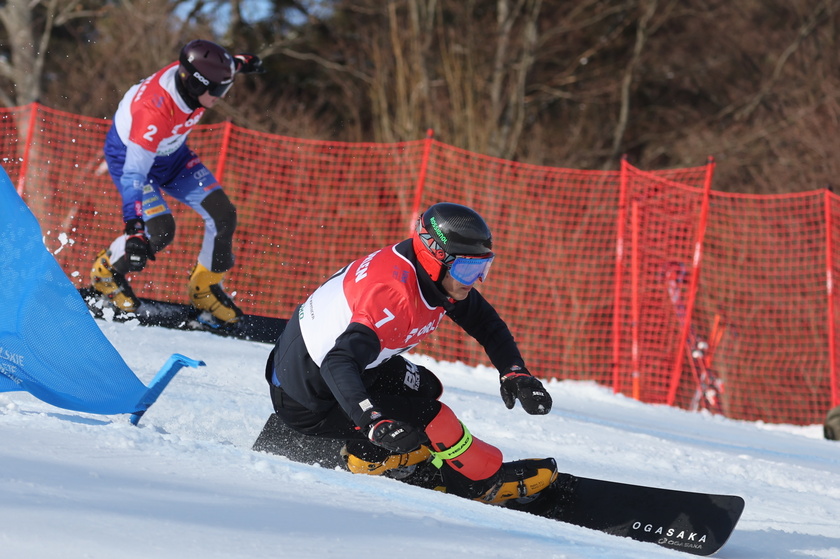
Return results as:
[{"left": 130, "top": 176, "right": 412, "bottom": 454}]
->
[
  {"left": 411, "top": 252, "right": 455, "bottom": 309},
  {"left": 175, "top": 70, "right": 202, "bottom": 111},
  {"left": 435, "top": 274, "right": 457, "bottom": 310}
]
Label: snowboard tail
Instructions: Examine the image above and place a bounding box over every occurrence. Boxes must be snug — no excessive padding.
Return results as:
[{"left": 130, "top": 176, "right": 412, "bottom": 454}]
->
[
  {"left": 253, "top": 412, "right": 345, "bottom": 468},
  {"left": 80, "top": 288, "right": 286, "bottom": 344},
  {"left": 252, "top": 414, "right": 744, "bottom": 556}
]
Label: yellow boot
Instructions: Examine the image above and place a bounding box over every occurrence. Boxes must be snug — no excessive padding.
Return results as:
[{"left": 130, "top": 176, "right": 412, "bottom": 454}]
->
[
  {"left": 474, "top": 458, "right": 559, "bottom": 505},
  {"left": 89, "top": 250, "right": 140, "bottom": 313},
  {"left": 188, "top": 262, "right": 243, "bottom": 324},
  {"left": 341, "top": 445, "right": 432, "bottom": 479}
]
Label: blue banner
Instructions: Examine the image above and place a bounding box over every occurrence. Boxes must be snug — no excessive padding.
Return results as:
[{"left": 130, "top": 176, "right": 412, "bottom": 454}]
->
[{"left": 0, "top": 166, "right": 150, "bottom": 414}]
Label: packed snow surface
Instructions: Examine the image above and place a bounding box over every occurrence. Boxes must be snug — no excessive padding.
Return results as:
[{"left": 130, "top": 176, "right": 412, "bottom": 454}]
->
[{"left": 1, "top": 319, "right": 838, "bottom": 558}]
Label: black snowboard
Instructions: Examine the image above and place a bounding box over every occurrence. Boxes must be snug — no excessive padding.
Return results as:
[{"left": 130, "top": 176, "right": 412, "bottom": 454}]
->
[
  {"left": 79, "top": 288, "right": 286, "bottom": 344},
  {"left": 252, "top": 412, "right": 345, "bottom": 468},
  {"left": 506, "top": 473, "right": 744, "bottom": 556},
  {"left": 252, "top": 413, "right": 744, "bottom": 556}
]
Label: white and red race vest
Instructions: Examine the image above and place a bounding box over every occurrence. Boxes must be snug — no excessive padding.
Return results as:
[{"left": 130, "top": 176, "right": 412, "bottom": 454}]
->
[
  {"left": 300, "top": 243, "right": 446, "bottom": 368},
  {"left": 112, "top": 62, "right": 205, "bottom": 157}
]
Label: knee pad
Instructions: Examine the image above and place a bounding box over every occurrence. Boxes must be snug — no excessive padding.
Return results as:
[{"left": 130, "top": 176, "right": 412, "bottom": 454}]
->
[
  {"left": 201, "top": 190, "right": 237, "bottom": 238},
  {"left": 373, "top": 357, "right": 444, "bottom": 401},
  {"left": 200, "top": 190, "right": 237, "bottom": 271},
  {"left": 399, "top": 358, "right": 443, "bottom": 400},
  {"left": 425, "top": 403, "right": 502, "bottom": 481},
  {"left": 410, "top": 362, "right": 443, "bottom": 400},
  {"left": 146, "top": 214, "right": 176, "bottom": 253}
]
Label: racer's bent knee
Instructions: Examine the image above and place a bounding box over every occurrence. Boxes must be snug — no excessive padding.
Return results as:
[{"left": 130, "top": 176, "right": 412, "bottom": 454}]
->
[
  {"left": 146, "top": 214, "right": 176, "bottom": 253},
  {"left": 201, "top": 189, "right": 237, "bottom": 272}
]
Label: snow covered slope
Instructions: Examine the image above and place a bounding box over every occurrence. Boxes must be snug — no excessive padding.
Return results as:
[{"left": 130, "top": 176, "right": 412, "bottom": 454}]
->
[{"left": 1, "top": 319, "right": 838, "bottom": 559}]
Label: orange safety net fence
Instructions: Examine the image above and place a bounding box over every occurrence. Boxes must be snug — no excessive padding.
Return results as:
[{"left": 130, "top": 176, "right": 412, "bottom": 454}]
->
[{"left": 3, "top": 103, "right": 838, "bottom": 425}]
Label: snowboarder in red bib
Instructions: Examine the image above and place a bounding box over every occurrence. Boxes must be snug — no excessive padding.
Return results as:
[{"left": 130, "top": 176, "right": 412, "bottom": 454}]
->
[
  {"left": 263, "top": 202, "right": 557, "bottom": 503},
  {"left": 89, "top": 39, "right": 263, "bottom": 325}
]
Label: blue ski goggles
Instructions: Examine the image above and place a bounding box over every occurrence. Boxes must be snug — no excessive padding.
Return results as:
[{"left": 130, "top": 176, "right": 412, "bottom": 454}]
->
[{"left": 447, "top": 254, "right": 495, "bottom": 286}]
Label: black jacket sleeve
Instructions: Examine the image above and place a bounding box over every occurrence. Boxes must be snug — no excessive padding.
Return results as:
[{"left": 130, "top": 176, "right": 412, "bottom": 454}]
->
[
  {"left": 319, "top": 322, "right": 382, "bottom": 428},
  {"left": 446, "top": 289, "right": 525, "bottom": 374}
]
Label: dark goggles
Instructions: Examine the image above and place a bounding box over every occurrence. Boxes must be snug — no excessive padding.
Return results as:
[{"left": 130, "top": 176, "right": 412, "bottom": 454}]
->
[
  {"left": 207, "top": 80, "right": 233, "bottom": 98},
  {"left": 447, "top": 254, "right": 494, "bottom": 286}
]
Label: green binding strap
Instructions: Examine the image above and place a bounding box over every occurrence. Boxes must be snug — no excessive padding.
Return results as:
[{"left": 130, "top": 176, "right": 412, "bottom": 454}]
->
[{"left": 430, "top": 422, "right": 472, "bottom": 468}]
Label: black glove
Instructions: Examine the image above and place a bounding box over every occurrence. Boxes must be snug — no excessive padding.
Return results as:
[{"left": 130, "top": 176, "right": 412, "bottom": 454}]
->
[
  {"left": 500, "top": 365, "right": 552, "bottom": 415},
  {"left": 234, "top": 53, "right": 265, "bottom": 74},
  {"left": 123, "top": 218, "right": 155, "bottom": 272},
  {"left": 363, "top": 408, "right": 422, "bottom": 454}
]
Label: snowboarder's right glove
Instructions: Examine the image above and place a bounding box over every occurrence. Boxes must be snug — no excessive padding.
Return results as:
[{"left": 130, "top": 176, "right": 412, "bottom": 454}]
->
[
  {"left": 500, "top": 365, "right": 552, "bottom": 415},
  {"left": 234, "top": 53, "right": 265, "bottom": 74},
  {"left": 363, "top": 409, "right": 422, "bottom": 454},
  {"left": 123, "top": 218, "right": 155, "bottom": 272}
]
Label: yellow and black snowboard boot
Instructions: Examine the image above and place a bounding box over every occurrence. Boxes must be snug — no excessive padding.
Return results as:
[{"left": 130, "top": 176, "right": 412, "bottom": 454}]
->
[
  {"left": 341, "top": 444, "right": 433, "bottom": 480},
  {"left": 474, "top": 457, "right": 559, "bottom": 505},
  {"left": 188, "top": 263, "right": 243, "bottom": 324},
  {"left": 90, "top": 250, "right": 140, "bottom": 313}
]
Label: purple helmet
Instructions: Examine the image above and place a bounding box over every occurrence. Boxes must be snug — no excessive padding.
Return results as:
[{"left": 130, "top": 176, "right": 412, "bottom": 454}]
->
[{"left": 178, "top": 39, "right": 235, "bottom": 98}]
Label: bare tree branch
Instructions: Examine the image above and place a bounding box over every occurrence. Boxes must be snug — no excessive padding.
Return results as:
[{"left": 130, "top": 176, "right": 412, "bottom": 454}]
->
[
  {"left": 607, "top": 0, "right": 658, "bottom": 167},
  {"left": 735, "top": 0, "right": 840, "bottom": 121},
  {"left": 273, "top": 47, "right": 373, "bottom": 84}
]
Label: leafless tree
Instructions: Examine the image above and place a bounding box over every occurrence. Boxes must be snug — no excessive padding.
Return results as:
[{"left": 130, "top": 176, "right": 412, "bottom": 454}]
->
[
  {"left": 9, "top": 0, "right": 840, "bottom": 194},
  {"left": 0, "top": 0, "right": 105, "bottom": 107}
]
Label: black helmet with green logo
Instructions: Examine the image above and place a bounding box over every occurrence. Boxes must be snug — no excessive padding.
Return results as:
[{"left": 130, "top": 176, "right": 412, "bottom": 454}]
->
[{"left": 412, "top": 203, "right": 493, "bottom": 282}]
